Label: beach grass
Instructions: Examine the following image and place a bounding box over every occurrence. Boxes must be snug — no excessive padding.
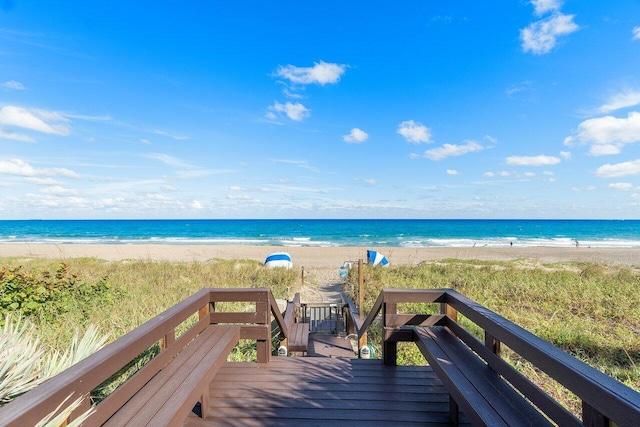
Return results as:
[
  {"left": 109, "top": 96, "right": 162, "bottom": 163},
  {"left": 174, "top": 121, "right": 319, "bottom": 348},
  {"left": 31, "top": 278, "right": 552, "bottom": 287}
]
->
[
  {"left": 3, "top": 255, "right": 639, "bottom": 416},
  {"left": 344, "top": 259, "right": 640, "bottom": 414},
  {"left": 0, "top": 257, "right": 298, "bottom": 352}
]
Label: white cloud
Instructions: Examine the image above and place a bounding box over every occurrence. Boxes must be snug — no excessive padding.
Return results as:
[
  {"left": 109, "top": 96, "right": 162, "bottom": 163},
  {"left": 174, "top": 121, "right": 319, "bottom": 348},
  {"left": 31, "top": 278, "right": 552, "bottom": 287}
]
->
[
  {"left": 24, "top": 177, "right": 60, "bottom": 185},
  {"left": 483, "top": 172, "right": 495, "bottom": 178},
  {"left": 446, "top": 169, "right": 459, "bottom": 175},
  {"left": 152, "top": 130, "right": 190, "bottom": 141},
  {"left": 268, "top": 101, "right": 310, "bottom": 121},
  {"left": 0, "top": 158, "right": 80, "bottom": 178},
  {"left": 595, "top": 159, "right": 640, "bottom": 178},
  {"left": 191, "top": 200, "right": 203, "bottom": 209},
  {"left": 521, "top": 13, "right": 579, "bottom": 54},
  {"left": 560, "top": 151, "right": 571, "bottom": 160},
  {"left": 140, "top": 138, "right": 150, "bottom": 144},
  {"left": 0, "top": 128, "right": 34, "bottom": 143},
  {"left": 589, "top": 144, "right": 621, "bottom": 156},
  {"left": 229, "top": 185, "right": 243, "bottom": 191},
  {"left": 41, "top": 186, "right": 78, "bottom": 196},
  {"left": 598, "top": 90, "right": 640, "bottom": 113},
  {"left": 632, "top": 26, "right": 640, "bottom": 41},
  {"left": 0, "top": 106, "right": 70, "bottom": 135},
  {"left": 227, "top": 194, "right": 250, "bottom": 200},
  {"left": 343, "top": 128, "right": 369, "bottom": 143},
  {"left": 506, "top": 81, "right": 532, "bottom": 98},
  {"left": 145, "top": 153, "right": 196, "bottom": 168},
  {"left": 506, "top": 155, "right": 561, "bottom": 166},
  {"left": 3, "top": 80, "right": 26, "bottom": 90},
  {"left": 363, "top": 179, "right": 376, "bottom": 185},
  {"left": 609, "top": 182, "right": 633, "bottom": 190},
  {"left": 397, "top": 120, "right": 431, "bottom": 144},
  {"left": 424, "top": 141, "right": 483, "bottom": 161},
  {"left": 531, "top": 0, "right": 562, "bottom": 15},
  {"left": 275, "top": 61, "right": 347, "bottom": 86},
  {"left": 565, "top": 112, "right": 640, "bottom": 155}
]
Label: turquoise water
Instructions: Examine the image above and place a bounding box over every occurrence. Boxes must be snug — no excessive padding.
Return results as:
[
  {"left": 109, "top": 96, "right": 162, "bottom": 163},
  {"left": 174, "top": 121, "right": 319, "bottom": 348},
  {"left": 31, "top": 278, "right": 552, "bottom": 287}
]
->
[{"left": 0, "top": 219, "right": 639, "bottom": 248}]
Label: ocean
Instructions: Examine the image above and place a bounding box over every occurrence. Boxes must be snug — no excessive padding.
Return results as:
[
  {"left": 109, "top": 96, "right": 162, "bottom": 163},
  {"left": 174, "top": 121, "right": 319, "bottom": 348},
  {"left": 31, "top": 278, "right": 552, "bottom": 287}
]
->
[{"left": 0, "top": 219, "right": 639, "bottom": 248}]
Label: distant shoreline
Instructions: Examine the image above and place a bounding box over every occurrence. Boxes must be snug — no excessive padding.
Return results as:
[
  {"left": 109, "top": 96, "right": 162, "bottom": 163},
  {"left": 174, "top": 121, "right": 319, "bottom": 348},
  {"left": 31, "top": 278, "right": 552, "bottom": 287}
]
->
[{"left": 0, "top": 244, "right": 638, "bottom": 269}]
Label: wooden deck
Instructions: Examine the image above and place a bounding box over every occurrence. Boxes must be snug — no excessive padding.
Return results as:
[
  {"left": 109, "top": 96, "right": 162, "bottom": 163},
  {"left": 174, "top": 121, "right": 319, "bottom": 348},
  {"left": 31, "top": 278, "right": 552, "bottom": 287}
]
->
[
  {"left": 306, "top": 334, "right": 356, "bottom": 358},
  {"left": 3, "top": 288, "right": 639, "bottom": 426},
  {"left": 184, "top": 357, "right": 468, "bottom": 426}
]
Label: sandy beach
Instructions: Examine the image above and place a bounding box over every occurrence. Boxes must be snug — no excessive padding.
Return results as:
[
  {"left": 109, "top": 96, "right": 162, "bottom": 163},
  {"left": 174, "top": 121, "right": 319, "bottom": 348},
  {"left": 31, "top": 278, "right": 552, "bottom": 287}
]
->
[{"left": 1, "top": 243, "right": 638, "bottom": 268}]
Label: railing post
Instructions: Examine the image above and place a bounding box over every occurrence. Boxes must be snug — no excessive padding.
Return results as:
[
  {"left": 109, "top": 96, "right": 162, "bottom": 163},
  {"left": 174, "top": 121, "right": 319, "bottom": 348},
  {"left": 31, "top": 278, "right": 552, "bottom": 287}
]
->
[
  {"left": 382, "top": 301, "right": 398, "bottom": 366},
  {"left": 583, "top": 401, "right": 611, "bottom": 427},
  {"left": 161, "top": 329, "right": 176, "bottom": 350},
  {"left": 358, "top": 259, "right": 368, "bottom": 351},
  {"left": 198, "top": 301, "right": 212, "bottom": 320},
  {"left": 485, "top": 332, "right": 501, "bottom": 357},
  {"left": 441, "top": 301, "right": 457, "bottom": 323},
  {"left": 256, "top": 299, "right": 270, "bottom": 363}
]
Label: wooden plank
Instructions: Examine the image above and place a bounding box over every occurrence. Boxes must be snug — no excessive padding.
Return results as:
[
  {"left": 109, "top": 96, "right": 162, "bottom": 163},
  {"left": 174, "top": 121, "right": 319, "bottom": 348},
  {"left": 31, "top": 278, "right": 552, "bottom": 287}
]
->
[
  {"left": 208, "top": 288, "right": 269, "bottom": 303},
  {"left": 210, "top": 312, "right": 261, "bottom": 324},
  {"left": 430, "top": 327, "right": 552, "bottom": 426},
  {"left": 186, "top": 415, "right": 466, "bottom": 427},
  {"left": 386, "top": 313, "right": 444, "bottom": 327},
  {"left": 414, "top": 327, "right": 510, "bottom": 427},
  {"left": 148, "top": 326, "right": 240, "bottom": 424},
  {"left": 287, "top": 322, "right": 309, "bottom": 352},
  {"left": 445, "top": 318, "right": 581, "bottom": 426},
  {"left": 208, "top": 397, "right": 450, "bottom": 412},
  {"left": 209, "top": 388, "right": 449, "bottom": 402},
  {"left": 443, "top": 289, "right": 640, "bottom": 426},
  {"left": 92, "top": 315, "right": 211, "bottom": 425},
  {"left": 0, "top": 289, "right": 212, "bottom": 427},
  {"left": 307, "top": 335, "right": 354, "bottom": 358},
  {"left": 202, "top": 406, "right": 450, "bottom": 423},
  {"left": 195, "top": 356, "right": 463, "bottom": 427},
  {"left": 104, "top": 325, "right": 239, "bottom": 426}
]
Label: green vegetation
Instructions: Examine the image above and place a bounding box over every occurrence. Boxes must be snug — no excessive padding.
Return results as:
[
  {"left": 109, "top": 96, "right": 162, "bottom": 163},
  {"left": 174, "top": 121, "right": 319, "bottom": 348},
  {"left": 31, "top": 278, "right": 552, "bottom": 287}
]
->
[
  {"left": 1, "top": 314, "right": 108, "bottom": 405},
  {"left": 0, "top": 257, "right": 299, "bottom": 414},
  {"left": 344, "top": 259, "right": 640, "bottom": 414},
  {"left": 0, "top": 258, "right": 297, "bottom": 352}
]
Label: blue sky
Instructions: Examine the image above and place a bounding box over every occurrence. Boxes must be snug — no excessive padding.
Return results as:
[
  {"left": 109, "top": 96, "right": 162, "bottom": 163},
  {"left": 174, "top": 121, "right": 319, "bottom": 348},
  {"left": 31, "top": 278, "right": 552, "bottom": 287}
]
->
[{"left": 1, "top": 1, "right": 640, "bottom": 219}]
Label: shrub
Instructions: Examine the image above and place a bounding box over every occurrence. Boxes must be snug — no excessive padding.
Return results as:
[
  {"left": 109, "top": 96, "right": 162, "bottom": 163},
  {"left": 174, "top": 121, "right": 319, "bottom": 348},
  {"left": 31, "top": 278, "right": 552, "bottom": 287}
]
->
[{"left": 0, "top": 264, "right": 114, "bottom": 325}]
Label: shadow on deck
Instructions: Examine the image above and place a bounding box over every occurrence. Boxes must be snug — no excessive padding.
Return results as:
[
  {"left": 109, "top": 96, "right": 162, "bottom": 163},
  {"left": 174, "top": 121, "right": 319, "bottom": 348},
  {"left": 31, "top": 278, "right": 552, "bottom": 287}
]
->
[{"left": 185, "top": 358, "right": 466, "bottom": 426}]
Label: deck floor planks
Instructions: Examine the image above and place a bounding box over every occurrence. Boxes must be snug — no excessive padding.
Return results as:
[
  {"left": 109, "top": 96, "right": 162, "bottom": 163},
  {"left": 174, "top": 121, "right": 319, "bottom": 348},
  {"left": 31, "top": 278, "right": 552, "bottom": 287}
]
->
[{"left": 184, "top": 357, "right": 468, "bottom": 426}]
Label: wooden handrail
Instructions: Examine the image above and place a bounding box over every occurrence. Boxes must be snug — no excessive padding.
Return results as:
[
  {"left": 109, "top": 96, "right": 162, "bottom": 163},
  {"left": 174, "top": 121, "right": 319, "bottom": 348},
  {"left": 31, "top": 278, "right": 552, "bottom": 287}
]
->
[
  {"left": 341, "top": 292, "right": 363, "bottom": 332},
  {"left": 0, "top": 287, "right": 287, "bottom": 427},
  {"left": 443, "top": 289, "right": 640, "bottom": 426},
  {"left": 357, "top": 288, "right": 385, "bottom": 336},
  {"left": 269, "top": 291, "right": 288, "bottom": 340},
  {"left": 283, "top": 293, "right": 301, "bottom": 331},
  {"left": 358, "top": 288, "right": 640, "bottom": 426}
]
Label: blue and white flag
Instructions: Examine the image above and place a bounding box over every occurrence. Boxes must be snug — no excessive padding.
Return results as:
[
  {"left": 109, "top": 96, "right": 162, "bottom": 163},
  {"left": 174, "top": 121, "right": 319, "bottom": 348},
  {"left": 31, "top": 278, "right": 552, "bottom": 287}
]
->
[{"left": 367, "top": 250, "right": 389, "bottom": 267}]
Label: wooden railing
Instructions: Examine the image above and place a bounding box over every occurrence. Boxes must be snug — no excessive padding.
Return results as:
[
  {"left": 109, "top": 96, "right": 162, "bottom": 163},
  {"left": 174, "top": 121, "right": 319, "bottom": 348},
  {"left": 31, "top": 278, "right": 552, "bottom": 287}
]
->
[
  {"left": 357, "top": 288, "right": 640, "bottom": 426},
  {"left": 0, "top": 288, "right": 287, "bottom": 427}
]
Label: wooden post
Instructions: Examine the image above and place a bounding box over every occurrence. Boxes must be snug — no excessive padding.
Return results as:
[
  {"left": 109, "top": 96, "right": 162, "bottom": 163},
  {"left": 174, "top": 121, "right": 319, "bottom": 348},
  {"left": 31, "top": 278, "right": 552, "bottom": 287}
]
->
[
  {"left": 485, "top": 332, "right": 501, "bottom": 356},
  {"left": 301, "top": 267, "right": 305, "bottom": 287},
  {"left": 358, "top": 259, "right": 367, "bottom": 352},
  {"left": 382, "top": 302, "right": 398, "bottom": 366},
  {"left": 161, "top": 329, "right": 176, "bottom": 350},
  {"left": 256, "top": 300, "right": 270, "bottom": 363},
  {"left": 582, "top": 401, "right": 610, "bottom": 427}
]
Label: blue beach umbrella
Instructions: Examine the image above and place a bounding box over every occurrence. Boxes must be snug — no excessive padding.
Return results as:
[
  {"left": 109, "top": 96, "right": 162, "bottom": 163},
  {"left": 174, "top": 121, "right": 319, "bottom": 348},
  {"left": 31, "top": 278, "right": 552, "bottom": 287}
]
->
[
  {"left": 264, "top": 252, "right": 293, "bottom": 269},
  {"left": 367, "top": 250, "right": 389, "bottom": 267}
]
